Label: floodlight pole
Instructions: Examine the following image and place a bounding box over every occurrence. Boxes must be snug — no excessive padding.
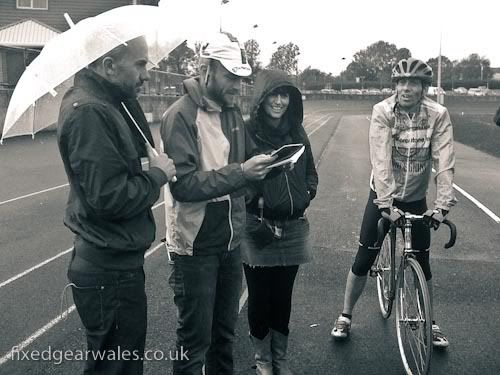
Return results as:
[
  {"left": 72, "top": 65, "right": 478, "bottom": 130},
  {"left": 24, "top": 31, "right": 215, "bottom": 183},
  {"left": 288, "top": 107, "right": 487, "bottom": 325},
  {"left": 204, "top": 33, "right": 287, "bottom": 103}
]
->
[
  {"left": 220, "top": 0, "right": 230, "bottom": 32},
  {"left": 436, "top": 33, "right": 444, "bottom": 105},
  {"left": 340, "top": 57, "right": 346, "bottom": 92}
]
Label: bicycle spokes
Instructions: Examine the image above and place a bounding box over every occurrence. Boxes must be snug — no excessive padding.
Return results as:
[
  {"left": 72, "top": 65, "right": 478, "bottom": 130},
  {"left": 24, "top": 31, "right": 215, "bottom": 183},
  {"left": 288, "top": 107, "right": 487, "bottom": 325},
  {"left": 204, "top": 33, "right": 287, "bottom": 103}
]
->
[{"left": 396, "top": 258, "right": 432, "bottom": 375}]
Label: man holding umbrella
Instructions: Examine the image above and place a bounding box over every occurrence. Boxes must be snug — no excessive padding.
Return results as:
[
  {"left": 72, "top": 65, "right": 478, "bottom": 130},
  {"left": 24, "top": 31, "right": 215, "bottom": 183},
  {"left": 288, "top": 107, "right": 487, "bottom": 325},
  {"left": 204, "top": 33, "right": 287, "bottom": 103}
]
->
[{"left": 57, "top": 35, "right": 176, "bottom": 374}]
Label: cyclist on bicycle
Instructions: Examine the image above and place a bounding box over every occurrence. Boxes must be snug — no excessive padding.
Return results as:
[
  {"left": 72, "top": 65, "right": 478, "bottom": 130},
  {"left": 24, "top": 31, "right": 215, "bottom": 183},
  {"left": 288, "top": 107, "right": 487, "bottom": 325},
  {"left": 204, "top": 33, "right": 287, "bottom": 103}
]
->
[{"left": 331, "top": 58, "right": 457, "bottom": 348}]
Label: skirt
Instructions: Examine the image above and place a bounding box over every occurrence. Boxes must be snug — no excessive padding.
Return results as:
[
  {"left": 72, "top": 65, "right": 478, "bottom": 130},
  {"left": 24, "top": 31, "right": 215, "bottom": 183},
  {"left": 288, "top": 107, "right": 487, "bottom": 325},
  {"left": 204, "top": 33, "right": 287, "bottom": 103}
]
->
[{"left": 241, "top": 212, "right": 312, "bottom": 267}]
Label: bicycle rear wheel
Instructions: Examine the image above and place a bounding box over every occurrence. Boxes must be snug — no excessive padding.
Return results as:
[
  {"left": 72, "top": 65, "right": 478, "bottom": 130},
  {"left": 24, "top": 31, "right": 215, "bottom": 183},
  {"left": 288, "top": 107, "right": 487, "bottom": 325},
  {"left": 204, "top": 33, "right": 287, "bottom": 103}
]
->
[
  {"left": 396, "top": 257, "right": 432, "bottom": 375},
  {"left": 372, "top": 227, "right": 396, "bottom": 318}
]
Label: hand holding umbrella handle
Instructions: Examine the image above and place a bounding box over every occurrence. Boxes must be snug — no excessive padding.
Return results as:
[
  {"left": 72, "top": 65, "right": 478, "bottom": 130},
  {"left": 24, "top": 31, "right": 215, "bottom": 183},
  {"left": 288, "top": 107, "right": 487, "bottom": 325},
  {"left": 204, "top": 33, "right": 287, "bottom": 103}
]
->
[
  {"left": 121, "top": 102, "right": 177, "bottom": 183},
  {"left": 146, "top": 143, "right": 177, "bottom": 183}
]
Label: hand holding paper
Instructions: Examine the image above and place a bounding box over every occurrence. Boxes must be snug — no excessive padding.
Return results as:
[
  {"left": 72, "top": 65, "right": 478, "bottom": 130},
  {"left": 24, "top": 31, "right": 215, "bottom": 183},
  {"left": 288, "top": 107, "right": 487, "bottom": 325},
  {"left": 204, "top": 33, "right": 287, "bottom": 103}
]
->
[{"left": 242, "top": 154, "right": 277, "bottom": 180}]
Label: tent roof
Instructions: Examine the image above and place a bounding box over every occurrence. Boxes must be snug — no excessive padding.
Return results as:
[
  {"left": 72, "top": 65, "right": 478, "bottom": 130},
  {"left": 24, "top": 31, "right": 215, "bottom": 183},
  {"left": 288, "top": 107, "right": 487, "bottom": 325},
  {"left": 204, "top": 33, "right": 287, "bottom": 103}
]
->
[{"left": 0, "top": 18, "right": 60, "bottom": 48}]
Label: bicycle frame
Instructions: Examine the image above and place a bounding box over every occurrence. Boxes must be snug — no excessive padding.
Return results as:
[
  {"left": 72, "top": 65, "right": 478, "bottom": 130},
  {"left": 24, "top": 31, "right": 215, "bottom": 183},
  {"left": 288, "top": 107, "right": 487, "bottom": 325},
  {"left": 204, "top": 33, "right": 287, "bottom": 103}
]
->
[{"left": 373, "top": 211, "right": 457, "bottom": 375}]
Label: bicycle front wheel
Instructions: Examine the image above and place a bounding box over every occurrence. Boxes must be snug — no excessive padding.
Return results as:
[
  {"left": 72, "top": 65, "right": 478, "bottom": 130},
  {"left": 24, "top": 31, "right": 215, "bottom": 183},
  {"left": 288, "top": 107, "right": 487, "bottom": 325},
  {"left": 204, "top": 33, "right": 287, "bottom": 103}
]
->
[
  {"left": 373, "top": 227, "right": 396, "bottom": 318},
  {"left": 396, "top": 257, "right": 432, "bottom": 375}
]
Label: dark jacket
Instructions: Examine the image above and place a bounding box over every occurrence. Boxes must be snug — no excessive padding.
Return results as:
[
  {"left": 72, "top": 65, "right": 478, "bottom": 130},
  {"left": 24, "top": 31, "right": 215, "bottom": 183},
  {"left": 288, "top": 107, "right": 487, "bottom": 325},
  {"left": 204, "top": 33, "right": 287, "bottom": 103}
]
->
[
  {"left": 57, "top": 69, "right": 168, "bottom": 269},
  {"left": 494, "top": 104, "right": 500, "bottom": 126},
  {"left": 160, "top": 77, "right": 248, "bottom": 256},
  {"left": 245, "top": 69, "right": 318, "bottom": 219}
]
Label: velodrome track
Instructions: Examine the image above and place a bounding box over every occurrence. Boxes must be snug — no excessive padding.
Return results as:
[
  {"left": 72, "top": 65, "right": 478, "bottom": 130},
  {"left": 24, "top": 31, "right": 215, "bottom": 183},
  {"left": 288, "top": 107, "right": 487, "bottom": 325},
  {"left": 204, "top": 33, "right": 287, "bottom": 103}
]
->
[{"left": 0, "top": 99, "right": 499, "bottom": 374}]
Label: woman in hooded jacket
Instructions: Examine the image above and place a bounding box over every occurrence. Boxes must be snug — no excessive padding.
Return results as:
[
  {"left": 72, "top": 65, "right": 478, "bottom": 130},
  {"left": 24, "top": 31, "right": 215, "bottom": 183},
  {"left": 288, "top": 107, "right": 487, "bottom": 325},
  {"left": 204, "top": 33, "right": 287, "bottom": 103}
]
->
[{"left": 242, "top": 69, "right": 318, "bottom": 375}]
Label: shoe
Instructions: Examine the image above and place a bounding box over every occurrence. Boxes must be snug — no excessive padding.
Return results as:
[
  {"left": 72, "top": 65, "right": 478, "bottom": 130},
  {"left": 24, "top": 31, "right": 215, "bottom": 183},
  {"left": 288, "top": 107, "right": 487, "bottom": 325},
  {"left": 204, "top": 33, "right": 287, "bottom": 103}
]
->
[
  {"left": 432, "top": 324, "right": 449, "bottom": 348},
  {"left": 331, "top": 316, "right": 351, "bottom": 339}
]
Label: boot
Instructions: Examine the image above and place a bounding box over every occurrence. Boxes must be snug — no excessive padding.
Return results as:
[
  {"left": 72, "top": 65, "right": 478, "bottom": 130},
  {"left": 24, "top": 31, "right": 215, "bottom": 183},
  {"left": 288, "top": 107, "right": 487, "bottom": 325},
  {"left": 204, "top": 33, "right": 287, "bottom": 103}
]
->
[
  {"left": 249, "top": 332, "right": 273, "bottom": 375},
  {"left": 270, "top": 328, "right": 293, "bottom": 375}
]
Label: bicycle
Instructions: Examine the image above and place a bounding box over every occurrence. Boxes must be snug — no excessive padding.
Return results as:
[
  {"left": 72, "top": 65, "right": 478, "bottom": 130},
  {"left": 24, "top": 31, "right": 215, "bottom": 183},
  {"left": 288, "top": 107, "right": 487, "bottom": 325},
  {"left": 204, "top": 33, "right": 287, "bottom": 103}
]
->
[{"left": 370, "top": 211, "right": 457, "bottom": 375}]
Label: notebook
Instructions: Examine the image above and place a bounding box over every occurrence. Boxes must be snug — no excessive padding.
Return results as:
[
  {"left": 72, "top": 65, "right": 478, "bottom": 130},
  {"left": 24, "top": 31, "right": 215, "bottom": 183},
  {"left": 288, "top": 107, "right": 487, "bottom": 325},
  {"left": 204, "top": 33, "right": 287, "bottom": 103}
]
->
[{"left": 266, "top": 143, "right": 305, "bottom": 169}]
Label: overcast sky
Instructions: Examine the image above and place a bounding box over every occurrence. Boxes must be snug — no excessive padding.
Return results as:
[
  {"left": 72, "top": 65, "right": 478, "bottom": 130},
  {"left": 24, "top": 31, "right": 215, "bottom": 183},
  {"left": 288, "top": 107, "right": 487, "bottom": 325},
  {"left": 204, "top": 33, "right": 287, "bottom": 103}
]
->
[{"left": 209, "top": 0, "right": 500, "bottom": 74}]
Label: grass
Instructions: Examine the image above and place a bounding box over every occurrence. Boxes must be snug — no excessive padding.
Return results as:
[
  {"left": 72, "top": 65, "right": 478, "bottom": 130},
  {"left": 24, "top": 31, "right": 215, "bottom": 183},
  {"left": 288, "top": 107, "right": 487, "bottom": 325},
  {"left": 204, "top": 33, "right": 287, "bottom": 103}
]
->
[{"left": 450, "top": 113, "right": 500, "bottom": 158}]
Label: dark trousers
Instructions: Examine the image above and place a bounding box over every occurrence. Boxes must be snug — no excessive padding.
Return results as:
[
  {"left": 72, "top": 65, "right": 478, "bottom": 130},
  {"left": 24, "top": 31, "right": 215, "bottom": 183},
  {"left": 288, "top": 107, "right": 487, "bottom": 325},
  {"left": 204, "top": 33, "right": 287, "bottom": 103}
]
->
[
  {"left": 169, "top": 248, "right": 242, "bottom": 375},
  {"left": 352, "top": 189, "right": 432, "bottom": 279},
  {"left": 243, "top": 264, "right": 299, "bottom": 339},
  {"left": 68, "top": 267, "right": 147, "bottom": 375}
]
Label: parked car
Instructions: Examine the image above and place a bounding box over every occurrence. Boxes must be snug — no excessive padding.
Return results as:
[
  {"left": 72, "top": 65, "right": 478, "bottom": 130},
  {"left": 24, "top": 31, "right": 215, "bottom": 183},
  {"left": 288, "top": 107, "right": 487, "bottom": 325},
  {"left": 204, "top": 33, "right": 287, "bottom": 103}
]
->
[
  {"left": 381, "top": 88, "right": 394, "bottom": 94},
  {"left": 453, "top": 87, "right": 468, "bottom": 95},
  {"left": 467, "top": 88, "right": 485, "bottom": 96},
  {"left": 320, "top": 88, "right": 339, "bottom": 94},
  {"left": 427, "top": 86, "right": 446, "bottom": 96},
  {"left": 367, "top": 88, "right": 381, "bottom": 95}
]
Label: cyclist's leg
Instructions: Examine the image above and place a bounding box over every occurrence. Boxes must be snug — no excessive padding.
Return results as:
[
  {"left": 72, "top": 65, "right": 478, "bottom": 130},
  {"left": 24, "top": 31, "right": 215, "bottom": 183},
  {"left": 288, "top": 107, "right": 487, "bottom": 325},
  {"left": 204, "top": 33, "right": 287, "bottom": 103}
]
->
[
  {"left": 333, "top": 190, "right": 383, "bottom": 339},
  {"left": 340, "top": 189, "right": 384, "bottom": 316},
  {"left": 407, "top": 200, "right": 432, "bottom": 294}
]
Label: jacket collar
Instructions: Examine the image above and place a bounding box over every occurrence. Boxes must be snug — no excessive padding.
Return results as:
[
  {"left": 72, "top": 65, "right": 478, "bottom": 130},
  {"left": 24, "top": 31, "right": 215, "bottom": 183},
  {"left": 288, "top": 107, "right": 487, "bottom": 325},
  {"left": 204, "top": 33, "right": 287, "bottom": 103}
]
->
[{"left": 74, "top": 68, "right": 130, "bottom": 105}]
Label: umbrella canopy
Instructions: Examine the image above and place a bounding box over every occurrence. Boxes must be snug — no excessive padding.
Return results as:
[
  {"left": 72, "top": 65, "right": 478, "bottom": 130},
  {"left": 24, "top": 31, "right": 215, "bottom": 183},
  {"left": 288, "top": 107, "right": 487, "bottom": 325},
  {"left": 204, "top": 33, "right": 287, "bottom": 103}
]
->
[{"left": 1, "top": 3, "right": 217, "bottom": 142}]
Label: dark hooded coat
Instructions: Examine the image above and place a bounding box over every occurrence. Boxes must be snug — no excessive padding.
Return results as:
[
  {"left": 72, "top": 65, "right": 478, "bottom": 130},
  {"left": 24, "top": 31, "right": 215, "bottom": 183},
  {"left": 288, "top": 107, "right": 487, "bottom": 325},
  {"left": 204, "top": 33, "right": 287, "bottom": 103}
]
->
[
  {"left": 241, "top": 69, "right": 318, "bottom": 267},
  {"left": 245, "top": 69, "right": 318, "bottom": 220}
]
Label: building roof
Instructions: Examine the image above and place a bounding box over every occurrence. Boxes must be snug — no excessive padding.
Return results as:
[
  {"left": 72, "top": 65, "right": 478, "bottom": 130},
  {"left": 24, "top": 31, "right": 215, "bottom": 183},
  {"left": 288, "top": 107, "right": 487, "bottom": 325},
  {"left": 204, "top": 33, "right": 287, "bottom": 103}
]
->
[{"left": 0, "top": 18, "right": 60, "bottom": 48}]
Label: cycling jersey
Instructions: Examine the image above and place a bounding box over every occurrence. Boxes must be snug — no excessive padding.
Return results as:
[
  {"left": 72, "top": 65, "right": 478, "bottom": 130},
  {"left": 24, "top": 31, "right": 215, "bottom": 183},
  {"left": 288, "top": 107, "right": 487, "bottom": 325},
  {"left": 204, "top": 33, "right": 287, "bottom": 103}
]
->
[{"left": 369, "top": 95, "right": 457, "bottom": 211}]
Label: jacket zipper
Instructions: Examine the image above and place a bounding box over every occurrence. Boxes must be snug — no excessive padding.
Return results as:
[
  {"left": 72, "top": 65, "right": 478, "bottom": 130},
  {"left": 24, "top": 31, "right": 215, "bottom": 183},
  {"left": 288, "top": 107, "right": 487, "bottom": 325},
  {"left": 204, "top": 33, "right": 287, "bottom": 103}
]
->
[
  {"left": 284, "top": 172, "right": 294, "bottom": 216},
  {"left": 401, "top": 115, "right": 413, "bottom": 199},
  {"left": 227, "top": 198, "right": 234, "bottom": 251}
]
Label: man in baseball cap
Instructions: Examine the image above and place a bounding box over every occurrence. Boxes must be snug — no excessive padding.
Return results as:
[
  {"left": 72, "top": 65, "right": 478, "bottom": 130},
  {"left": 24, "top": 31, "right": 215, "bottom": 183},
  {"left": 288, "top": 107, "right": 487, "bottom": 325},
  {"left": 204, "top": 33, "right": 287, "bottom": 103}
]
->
[
  {"left": 161, "top": 31, "right": 276, "bottom": 374},
  {"left": 198, "top": 32, "right": 252, "bottom": 107}
]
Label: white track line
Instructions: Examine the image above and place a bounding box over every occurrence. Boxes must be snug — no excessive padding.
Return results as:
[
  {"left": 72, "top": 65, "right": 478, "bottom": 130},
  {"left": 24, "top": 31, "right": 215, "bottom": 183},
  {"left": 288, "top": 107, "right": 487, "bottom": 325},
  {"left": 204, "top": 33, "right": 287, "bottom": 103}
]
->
[
  {"left": 307, "top": 116, "right": 332, "bottom": 137},
  {"left": 453, "top": 183, "right": 500, "bottom": 223},
  {"left": 0, "top": 183, "right": 68, "bottom": 207},
  {"left": 304, "top": 113, "right": 330, "bottom": 129},
  {"left": 0, "top": 202, "right": 166, "bottom": 290},
  {"left": 0, "top": 247, "right": 73, "bottom": 290},
  {"left": 430, "top": 168, "right": 500, "bottom": 224},
  {"left": 0, "top": 241, "right": 165, "bottom": 366},
  {"left": 0, "top": 305, "right": 77, "bottom": 365},
  {"left": 0, "top": 162, "right": 148, "bottom": 207},
  {"left": 238, "top": 287, "right": 248, "bottom": 313}
]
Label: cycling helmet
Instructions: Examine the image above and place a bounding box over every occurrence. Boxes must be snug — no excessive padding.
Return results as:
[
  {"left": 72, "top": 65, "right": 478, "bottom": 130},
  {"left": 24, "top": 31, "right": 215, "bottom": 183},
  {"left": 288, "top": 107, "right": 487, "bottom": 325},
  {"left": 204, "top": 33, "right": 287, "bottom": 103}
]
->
[{"left": 391, "top": 58, "right": 433, "bottom": 84}]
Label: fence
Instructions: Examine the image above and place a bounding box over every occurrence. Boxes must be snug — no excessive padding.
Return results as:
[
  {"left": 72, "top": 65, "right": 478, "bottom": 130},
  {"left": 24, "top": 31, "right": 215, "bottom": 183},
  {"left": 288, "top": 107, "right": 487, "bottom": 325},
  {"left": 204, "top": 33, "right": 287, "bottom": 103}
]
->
[{"left": 141, "top": 70, "right": 255, "bottom": 97}]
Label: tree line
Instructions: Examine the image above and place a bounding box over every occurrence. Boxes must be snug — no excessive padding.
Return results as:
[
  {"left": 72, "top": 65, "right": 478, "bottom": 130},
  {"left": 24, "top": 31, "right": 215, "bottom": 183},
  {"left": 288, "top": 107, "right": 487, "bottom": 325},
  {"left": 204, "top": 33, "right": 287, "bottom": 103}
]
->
[{"left": 158, "top": 39, "right": 496, "bottom": 91}]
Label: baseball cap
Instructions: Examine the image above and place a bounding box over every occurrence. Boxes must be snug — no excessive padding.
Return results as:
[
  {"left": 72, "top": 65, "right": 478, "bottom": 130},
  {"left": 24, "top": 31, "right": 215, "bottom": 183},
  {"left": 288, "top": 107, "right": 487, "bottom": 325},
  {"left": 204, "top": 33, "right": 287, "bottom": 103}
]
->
[{"left": 200, "top": 32, "right": 252, "bottom": 77}]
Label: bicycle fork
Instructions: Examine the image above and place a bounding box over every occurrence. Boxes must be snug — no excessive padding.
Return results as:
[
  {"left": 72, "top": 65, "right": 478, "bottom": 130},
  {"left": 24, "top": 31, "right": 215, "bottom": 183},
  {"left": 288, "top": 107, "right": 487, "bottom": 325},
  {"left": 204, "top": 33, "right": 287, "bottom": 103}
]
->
[{"left": 399, "top": 222, "right": 426, "bottom": 331}]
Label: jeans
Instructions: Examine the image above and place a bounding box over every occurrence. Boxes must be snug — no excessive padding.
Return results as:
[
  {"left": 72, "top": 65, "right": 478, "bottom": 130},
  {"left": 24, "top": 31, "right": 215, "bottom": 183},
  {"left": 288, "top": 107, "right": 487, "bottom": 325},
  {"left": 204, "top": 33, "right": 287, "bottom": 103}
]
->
[
  {"left": 169, "top": 247, "right": 242, "bottom": 375},
  {"left": 68, "top": 266, "right": 147, "bottom": 375}
]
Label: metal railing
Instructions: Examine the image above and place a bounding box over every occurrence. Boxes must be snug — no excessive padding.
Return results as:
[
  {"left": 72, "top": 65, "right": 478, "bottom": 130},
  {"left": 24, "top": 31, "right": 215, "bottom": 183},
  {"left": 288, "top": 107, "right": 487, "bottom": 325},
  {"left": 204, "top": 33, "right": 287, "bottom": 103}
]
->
[{"left": 140, "top": 69, "right": 254, "bottom": 97}]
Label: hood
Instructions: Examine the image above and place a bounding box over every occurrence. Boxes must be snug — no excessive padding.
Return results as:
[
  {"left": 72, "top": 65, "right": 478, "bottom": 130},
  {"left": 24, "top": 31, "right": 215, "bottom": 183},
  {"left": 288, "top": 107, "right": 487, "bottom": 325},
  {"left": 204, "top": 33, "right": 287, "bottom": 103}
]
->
[
  {"left": 249, "top": 69, "right": 303, "bottom": 135},
  {"left": 183, "top": 76, "right": 211, "bottom": 110}
]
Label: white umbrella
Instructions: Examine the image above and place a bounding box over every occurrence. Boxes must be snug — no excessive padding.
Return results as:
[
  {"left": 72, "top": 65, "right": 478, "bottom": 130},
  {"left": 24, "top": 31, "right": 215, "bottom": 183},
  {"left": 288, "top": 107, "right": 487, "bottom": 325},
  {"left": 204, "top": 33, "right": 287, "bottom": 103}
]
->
[{"left": 1, "top": 3, "right": 217, "bottom": 142}]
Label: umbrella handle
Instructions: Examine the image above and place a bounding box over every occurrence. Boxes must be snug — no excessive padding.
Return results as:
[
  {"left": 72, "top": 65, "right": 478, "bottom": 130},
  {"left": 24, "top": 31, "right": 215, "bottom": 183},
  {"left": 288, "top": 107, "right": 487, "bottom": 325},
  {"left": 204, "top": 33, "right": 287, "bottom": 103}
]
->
[{"left": 121, "top": 102, "right": 177, "bottom": 183}]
